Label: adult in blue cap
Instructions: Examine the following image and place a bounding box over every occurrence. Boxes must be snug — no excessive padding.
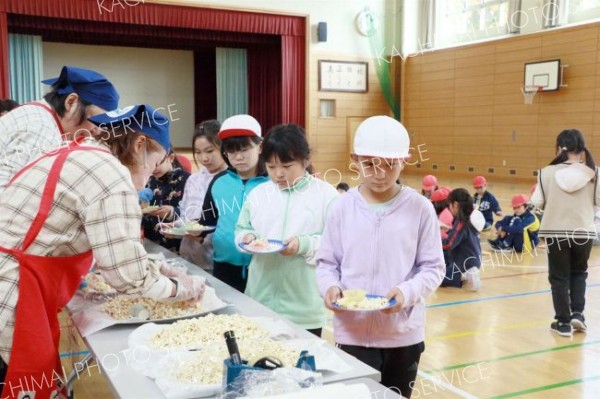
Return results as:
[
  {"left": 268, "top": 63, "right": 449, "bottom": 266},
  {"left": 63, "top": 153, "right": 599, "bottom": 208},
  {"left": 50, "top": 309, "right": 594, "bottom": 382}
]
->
[
  {"left": 0, "top": 103, "right": 203, "bottom": 395},
  {"left": 0, "top": 65, "right": 120, "bottom": 192},
  {"left": 89, "top": 104, "right": 171, "bottom": 189}
]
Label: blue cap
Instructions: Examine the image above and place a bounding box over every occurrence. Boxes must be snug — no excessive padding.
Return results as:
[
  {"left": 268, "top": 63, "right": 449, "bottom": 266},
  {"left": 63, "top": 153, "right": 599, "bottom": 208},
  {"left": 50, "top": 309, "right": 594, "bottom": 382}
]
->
[
  {"left": 89, "top": 104, "right": 171, "bottom": 152},
  {"left": 42, "top": 66, "right": 120, "bottom": 111},
  {"left": 138, "top": 188, "right": 154, "bottom": 203}
]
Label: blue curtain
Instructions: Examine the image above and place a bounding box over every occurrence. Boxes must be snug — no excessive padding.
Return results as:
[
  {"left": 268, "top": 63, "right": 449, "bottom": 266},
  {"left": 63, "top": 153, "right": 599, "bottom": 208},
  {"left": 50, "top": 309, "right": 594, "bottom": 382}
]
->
[
  {"left": 8, "top": 34, "right": 43, "bottom": 104},
  {"left": 216, "top": 47, "right": 248, "bottom": 122}
]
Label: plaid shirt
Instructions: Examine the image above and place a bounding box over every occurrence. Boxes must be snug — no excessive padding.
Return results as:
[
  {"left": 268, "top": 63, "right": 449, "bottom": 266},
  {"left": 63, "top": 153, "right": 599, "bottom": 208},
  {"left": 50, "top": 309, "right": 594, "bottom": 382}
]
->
[
  {"left": 0, "top": 140, "right": 173, "bottom": 363},
  {"left": 0, "top": 100, "right": 63, "bottom": 192}
]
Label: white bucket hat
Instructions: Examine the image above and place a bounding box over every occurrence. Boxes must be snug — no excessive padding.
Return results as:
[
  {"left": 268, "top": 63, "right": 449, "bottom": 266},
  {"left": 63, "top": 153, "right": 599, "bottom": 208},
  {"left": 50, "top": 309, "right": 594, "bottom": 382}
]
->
[
  {"left": 353, "top": 116, "right": 410, "bottom": 159},
  {"left": 218, "top": 114, "right": 262, "bottom": 140}
]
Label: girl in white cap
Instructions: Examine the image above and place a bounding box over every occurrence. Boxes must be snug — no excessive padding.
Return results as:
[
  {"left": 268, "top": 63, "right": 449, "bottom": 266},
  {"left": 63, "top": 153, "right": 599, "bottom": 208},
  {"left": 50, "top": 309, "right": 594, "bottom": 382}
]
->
[
  {"left": 235, "top": 124, "right": 338, "bottom": 337},
  {"left": 200, "top": 114, "right": 269, "bottom": 292},
  {"left": 316, "top": 116, "right": 445, "bottom": 398}
]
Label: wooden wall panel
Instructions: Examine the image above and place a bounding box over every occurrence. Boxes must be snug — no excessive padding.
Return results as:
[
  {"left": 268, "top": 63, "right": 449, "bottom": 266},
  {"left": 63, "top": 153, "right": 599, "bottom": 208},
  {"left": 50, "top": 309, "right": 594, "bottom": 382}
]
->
[
  {"left": 403, "top": 21, "right": 600, "bottom": 182},
  {"left": 308, "top": 54, "right": 390, "bottom": 176}
]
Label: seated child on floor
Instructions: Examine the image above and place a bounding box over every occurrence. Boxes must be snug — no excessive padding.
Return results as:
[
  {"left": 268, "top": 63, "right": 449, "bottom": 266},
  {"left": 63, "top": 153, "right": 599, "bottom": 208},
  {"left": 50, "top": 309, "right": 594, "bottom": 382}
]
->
[
  {"left": 473, "top": 175, "right": 503, "bottom": 231},
  {"left": 441, "top": 188, "right": 483, "bottom": 292},
  {"left": 431, "top": 187, "right": 453, "bottom": 239},
  {"left": 488, "top": 194, "right": 540, "bottom": 253}
]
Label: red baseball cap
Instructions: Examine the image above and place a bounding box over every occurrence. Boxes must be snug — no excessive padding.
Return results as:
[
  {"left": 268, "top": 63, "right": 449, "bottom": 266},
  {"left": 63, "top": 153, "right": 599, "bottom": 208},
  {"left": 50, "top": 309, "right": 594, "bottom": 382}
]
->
[
  {"left": 473, "top": 176, "right": 486, "bottom": 188},
  {"left": 511, "top": 194, "right": 529, "bottom": 208},
  {"left": 422, "top": 175, "right": 437, "bottom": 192},
  {"left": 430, "top": 188, "right": 449, "bottom": 202}
]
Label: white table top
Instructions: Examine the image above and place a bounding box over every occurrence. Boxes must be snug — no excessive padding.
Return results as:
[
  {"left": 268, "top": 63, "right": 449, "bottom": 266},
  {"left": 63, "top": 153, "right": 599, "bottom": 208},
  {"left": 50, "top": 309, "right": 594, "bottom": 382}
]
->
[
  {"left": 73, "top": 241, "right": 380, "bottom": 398},
  {"left": 343, "top": 378, "right": 405, "bottom": 398}
]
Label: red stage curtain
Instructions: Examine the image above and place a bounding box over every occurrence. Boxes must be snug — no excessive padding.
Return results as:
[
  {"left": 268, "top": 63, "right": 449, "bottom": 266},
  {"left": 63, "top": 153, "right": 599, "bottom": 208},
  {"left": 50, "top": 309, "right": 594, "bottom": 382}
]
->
[
  {"left": 194, "top": 49, "right": 217, "bottom": 125},
  {"left": 248, "top": 43, "right": 281, "bottom": 133},
  {"left": 281, "top": 35, "right": 305, "bottom": 126},
  {"left": 1, "top": 0, "right": 306, "bottom": 126},
  {"left": 5, "top": 0, "right": 304, "bottom": 36}
]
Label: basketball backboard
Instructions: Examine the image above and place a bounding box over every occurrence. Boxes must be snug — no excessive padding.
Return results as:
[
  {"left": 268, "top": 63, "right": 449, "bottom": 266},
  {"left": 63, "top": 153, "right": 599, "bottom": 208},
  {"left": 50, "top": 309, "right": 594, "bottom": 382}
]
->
[{"left": 524, "top": 59, "right": 560, "bottom": 91}]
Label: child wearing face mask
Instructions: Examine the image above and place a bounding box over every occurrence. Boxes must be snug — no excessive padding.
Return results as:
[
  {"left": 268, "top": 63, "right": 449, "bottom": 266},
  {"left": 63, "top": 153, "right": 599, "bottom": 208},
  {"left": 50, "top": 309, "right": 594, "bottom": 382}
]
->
[
  {"left": 200, "top": 114, "right": 269, "bottom": 292},
  {"left": 235, "top": 124, "right": 338, "bottom": 337},
  {"left": 178, "top": 120, "right": 227, "bottom": 270},
  {"left": 316, "top": 116, "right": 444, "bottom": 399},
  {"left": 488, "top": 194, "right": 540, "bottom": 253},
  {"left": 142, "top": 145, "right": 190, "bottom": 252}
]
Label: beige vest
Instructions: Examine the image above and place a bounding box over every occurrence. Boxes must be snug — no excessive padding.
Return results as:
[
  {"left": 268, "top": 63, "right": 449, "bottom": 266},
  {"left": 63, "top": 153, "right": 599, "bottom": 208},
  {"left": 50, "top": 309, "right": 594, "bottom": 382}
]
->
[{"left": 538, "top": 164, "right": 597, "bottom": 239}]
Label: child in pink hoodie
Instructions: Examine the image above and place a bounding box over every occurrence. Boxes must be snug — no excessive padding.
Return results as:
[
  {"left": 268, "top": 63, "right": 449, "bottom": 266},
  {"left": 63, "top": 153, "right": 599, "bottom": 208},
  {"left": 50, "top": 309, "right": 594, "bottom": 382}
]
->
[
  {"left": 316, "top": 116, "right": 445, "bottom": 399},
  {"left": 431, "top": 187, "right": 453, "bottom": 239}
]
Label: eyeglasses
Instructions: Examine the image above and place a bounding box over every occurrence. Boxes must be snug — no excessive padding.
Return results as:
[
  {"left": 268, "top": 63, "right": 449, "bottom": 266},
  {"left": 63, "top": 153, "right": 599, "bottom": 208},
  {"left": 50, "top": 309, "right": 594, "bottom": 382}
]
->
[{"left": 474, "top": 186, "right": 483, "bottom": 189}]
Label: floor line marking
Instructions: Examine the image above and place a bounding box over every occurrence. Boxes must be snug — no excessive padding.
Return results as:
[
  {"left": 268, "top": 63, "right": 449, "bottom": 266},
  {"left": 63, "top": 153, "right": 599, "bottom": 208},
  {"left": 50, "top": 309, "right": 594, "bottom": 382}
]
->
[
  {"left": 416, "top": 370, "right": 479, "bottom": 399},
  {"left": 481, "top": 271, "right": 548, "bottom": 280},
  {"left": 428, "top": 283, "right": 600, "bottom": 309},
  {"left": 427, "top": 319, "right": 553, "bottom": 342},
  {"left": 423, "top": 340, "right": 600, "bottom": 373},
  {"left": 488, "top": 374, "right": 600, "bottom": 398}
]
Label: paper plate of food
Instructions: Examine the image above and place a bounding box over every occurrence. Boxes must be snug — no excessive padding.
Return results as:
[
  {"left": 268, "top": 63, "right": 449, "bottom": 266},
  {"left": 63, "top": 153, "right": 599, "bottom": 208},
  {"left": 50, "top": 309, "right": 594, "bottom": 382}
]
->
[
  {"left": 160, "top": 226, "right": 187, "bottom": 238},
  {"left": 183, "top": 221, "right": 216, "bottom": 236},
  {"left": 238, "top": 239, "right": 288, "bottom": 254},
  {"left": 141, "top": 205, "right": 161, "bottom": 214},
  {"left": 332, "top": 289, "right": 397, "bottom": 311}
]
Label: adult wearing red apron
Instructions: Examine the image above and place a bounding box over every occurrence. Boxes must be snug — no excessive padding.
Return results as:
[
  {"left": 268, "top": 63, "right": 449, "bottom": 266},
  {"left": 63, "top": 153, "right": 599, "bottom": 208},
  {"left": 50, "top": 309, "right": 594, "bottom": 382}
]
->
[{"left": 0, "top": 103, "right": 104, "bottom": 399}]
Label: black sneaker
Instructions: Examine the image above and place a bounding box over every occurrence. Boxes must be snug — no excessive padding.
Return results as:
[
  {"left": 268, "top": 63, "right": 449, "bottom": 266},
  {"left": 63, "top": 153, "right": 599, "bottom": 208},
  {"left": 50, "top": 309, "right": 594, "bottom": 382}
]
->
[
  {"left": 487, "top": 238, "right": 499, "bottom": 246},
  {"left": 551, "top": 321, "right": 573, "bottom": 337},
  {"left": 571, "top": 313, "right": 587, "bottom": 332}
]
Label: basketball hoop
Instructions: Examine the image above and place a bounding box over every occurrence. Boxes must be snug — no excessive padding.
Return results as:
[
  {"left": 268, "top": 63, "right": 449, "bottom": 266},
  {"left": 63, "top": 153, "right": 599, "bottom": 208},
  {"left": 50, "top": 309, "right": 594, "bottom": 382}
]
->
[{"left": 521, "top": 85, "right": 542, "bottom": 105}]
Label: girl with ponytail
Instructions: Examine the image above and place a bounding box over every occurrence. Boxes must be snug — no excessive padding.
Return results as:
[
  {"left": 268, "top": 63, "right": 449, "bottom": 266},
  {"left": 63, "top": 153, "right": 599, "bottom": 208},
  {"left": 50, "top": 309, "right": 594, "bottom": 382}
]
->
[
  {"left": 532, "top": 128, "right": 599, "bottom": 337},
  {"left": 440, "top": 188, "right": 483, "bottom": 291}
]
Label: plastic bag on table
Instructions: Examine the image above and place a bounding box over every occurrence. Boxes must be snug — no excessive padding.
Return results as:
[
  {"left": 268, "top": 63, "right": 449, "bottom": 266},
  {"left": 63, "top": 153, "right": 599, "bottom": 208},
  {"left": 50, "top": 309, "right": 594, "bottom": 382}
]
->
[{"left": 221, "top": 367, "right": 322, "bottom": 399}]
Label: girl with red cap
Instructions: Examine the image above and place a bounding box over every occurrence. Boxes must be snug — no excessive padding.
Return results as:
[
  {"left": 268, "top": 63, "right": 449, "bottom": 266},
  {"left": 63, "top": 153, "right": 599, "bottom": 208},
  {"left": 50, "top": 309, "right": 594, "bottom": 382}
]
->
[
  {"left": 430, "top": 187, "right": 453, "bottom": 239},
  {"left": 488, "top": 194, "right": 540, "bottom": 252}
]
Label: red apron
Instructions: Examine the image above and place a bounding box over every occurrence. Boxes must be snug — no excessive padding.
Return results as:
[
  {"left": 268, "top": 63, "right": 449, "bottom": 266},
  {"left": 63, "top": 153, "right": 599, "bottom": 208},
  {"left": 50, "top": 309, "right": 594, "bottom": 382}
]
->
[{"left": 0, "top": 105, "right": 107, "bottom": 399}]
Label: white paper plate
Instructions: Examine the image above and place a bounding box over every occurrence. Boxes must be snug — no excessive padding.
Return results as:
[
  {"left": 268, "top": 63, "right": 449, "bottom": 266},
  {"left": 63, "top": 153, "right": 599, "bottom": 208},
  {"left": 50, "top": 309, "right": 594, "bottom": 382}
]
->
[{"left": 239, "top": 239, "right": 288, "bottom": 254}]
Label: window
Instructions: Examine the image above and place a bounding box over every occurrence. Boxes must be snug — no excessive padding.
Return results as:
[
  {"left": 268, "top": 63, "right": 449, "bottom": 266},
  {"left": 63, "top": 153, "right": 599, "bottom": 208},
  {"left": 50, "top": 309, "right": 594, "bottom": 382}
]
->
[
  {"left": 319, "top": 99, "right": 336, "bottom": 118},
  {"left": 568, "top": 0, "right": 600, "bottom": 23},
  {"left": 434, "top": 0, "right": 512, "bottom": 48}
]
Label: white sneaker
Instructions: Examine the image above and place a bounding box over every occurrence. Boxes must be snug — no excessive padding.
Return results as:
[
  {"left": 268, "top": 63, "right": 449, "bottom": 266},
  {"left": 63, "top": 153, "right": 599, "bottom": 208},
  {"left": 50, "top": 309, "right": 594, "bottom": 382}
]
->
[{"left": 465, "top": 267, "right": 481, "bottom": 292}]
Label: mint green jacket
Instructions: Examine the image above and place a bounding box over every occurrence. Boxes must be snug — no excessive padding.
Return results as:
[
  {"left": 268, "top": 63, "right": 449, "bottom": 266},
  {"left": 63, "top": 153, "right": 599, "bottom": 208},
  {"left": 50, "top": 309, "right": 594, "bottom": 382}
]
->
[{"left": 235, "top": 174, "right": 338, "bottom": 329}]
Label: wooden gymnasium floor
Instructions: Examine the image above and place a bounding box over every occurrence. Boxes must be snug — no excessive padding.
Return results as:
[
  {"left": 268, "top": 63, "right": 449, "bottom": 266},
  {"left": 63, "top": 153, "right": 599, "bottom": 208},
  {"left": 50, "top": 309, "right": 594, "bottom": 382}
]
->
[{"left": 57, "top": 175, "right": 600, "bottom": 398}]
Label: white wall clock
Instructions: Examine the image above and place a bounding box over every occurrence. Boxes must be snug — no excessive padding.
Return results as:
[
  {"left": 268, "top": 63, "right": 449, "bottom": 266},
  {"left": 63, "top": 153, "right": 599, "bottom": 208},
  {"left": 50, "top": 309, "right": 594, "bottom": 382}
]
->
[{"left": 355, "top": 8, "right": 377, "bottom": 37}]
